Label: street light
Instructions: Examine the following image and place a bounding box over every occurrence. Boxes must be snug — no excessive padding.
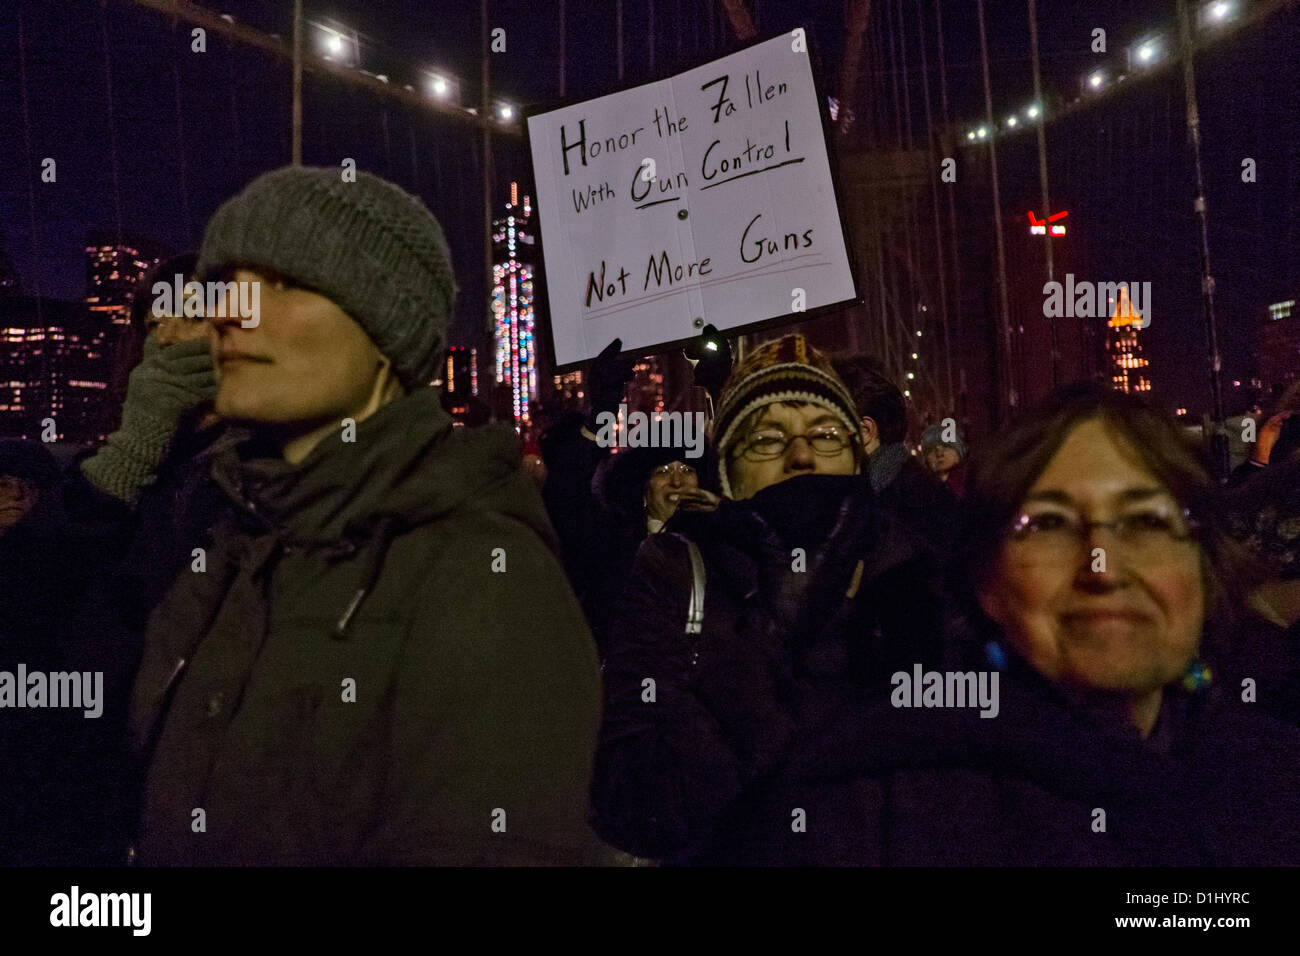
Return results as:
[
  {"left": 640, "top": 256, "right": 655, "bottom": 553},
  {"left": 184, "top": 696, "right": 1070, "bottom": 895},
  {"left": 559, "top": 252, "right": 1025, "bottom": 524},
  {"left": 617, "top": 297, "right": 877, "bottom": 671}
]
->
[
  {"left": 1129, "top": 32, "right": 1165, "bottom": 70},
  {"left": 1026, "top": 104, "right": 1040, "bottom": 120},
  {"left": 313, "top": 22, "right": 358, "bottom": 68},
  {"left": 1006, "top": 115, "right": 1018, "bottom": 127},
  {"left": 976, "top": 126, "right": 988, "bottom": 139},
  {"left": 1088, "top": 71, "right": 1105, "bottom": 90},
  {"left": 966, "top": 130, "right": 976, "bottom": 141},
  {"left": 1198, "top": 0, "right": 1238, "bottom": 29},
  {"left": 498, "top": 104, "right": 514, "bottom": 121}
]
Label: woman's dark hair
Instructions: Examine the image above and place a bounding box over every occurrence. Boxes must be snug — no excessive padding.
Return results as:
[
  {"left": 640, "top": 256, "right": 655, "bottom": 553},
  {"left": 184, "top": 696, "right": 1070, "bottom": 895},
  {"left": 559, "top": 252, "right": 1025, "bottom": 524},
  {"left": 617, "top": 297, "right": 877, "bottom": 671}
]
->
[{"left": 956, "top": 383, "right": 1256, "bottom": 664}]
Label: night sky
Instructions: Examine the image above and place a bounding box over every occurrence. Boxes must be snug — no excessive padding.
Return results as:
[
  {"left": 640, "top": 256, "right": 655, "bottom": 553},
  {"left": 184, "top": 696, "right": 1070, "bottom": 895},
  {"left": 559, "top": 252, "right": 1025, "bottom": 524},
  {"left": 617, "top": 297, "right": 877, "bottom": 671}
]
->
[{"left": 0, "top": 0, "right": 1296, "bottom": 418}]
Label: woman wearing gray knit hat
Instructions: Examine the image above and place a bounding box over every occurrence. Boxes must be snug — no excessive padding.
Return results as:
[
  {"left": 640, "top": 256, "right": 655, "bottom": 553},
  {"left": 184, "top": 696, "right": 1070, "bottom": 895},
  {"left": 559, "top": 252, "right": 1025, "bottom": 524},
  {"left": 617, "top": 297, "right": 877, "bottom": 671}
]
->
[{"left": 128, "top": 166, "right": 610, "bottom": 866}]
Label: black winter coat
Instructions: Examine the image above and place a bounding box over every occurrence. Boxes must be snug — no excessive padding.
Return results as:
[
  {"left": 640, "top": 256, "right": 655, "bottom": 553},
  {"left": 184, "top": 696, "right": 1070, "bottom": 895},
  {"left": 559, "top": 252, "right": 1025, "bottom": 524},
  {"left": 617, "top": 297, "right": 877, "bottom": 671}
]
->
[
  {"left": 591, "top": 474, "right": 949, "bottom": 863},
  {"left": 876, "top": 454, "right": 960, "bottom": 550}
]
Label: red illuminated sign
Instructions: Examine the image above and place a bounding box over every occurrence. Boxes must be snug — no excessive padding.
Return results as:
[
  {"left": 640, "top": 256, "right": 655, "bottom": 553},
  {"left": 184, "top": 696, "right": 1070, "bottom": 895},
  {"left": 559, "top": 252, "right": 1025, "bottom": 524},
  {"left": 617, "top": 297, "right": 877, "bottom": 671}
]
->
[{"left": 1028, "top": 210, "right": 1068, "bottom": 236}]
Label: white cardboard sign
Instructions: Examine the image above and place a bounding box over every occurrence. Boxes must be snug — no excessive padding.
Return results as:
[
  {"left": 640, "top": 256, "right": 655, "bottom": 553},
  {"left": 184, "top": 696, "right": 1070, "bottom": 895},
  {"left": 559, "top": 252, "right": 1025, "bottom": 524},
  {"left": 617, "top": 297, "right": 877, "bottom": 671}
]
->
[{"left": 527, "top": 29, "right": 857, "bottom": 367}]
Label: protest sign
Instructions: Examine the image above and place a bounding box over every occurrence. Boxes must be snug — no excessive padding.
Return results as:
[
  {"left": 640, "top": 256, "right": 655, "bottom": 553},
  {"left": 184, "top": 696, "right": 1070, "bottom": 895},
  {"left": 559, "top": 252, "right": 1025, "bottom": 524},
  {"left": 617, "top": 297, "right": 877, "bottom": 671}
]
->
[{"left": 527, "top": 29, "right": 858, "bottom": 368}]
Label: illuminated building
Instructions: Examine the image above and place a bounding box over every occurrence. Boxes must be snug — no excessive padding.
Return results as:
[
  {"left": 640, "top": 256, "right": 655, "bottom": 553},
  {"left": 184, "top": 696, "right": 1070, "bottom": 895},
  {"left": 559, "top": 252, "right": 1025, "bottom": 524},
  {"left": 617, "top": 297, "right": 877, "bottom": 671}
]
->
[
  {"left": 1254, "top": 297, "right": 1300, "bottom": 397},
  {"left": 444, "top": 345, "right": 479, "bottom": 400},
  {"left": 442, "top": 345, "right": 482, "bottom": 425},
  {"left": 492, "top": 183, "right": 537, "bottom": 428},
  {"left": 1105, "top": 284, "right": 1151, "bottom": 393},
  {"left": 84, "top": 230, "right": 159, "bottom": 328},
  {"left": 0, "top": 296, "right": 110, "bottom": 444},
  {"left": 629, "top": 357, "right": 667, "bottom": 414}
]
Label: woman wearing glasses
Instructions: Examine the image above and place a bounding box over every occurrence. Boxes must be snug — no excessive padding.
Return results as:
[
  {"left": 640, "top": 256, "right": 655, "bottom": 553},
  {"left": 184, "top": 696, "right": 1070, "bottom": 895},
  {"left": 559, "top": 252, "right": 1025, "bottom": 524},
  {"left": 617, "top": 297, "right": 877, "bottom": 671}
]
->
[
  {"left": 950, "top": 384, "right": 1300, "bottom": 864},
  {"left": 590, "top": 334, "right": 947, "bottom": 864}
]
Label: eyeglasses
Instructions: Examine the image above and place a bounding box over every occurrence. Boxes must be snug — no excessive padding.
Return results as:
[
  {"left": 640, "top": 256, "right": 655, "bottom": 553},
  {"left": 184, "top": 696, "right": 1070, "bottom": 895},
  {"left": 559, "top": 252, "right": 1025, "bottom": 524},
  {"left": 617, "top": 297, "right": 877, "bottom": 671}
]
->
[
  {"left": 739, "top": 425, "right": 852, "bottom": 461},
  {"left": 650, "top": 462, "right": 696, "bottom": 478},
  {"left": 1005, "top": 506, "right": 1201, "bottom": 562}
]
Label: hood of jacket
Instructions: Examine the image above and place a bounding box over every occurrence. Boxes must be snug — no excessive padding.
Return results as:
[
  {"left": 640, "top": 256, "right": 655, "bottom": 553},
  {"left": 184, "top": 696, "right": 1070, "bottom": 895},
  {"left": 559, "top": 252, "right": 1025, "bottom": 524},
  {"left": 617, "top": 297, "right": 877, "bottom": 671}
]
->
[{"left": 209, "top": 386, "right": 553, "bottom": 553}]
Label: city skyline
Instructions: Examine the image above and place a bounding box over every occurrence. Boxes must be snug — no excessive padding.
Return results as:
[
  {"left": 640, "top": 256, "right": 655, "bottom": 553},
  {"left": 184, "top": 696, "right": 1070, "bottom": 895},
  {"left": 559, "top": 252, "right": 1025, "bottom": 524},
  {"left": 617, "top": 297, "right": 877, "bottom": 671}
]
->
[{"left": 1, "top": 0, "right": 1297, "bottom": 439}]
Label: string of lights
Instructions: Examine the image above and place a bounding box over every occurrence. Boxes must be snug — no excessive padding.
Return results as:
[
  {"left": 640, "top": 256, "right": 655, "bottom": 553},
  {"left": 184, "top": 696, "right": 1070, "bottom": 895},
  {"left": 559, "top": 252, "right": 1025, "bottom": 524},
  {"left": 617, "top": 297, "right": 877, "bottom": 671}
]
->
[{"left": 959, "top": 0, "right": 1246, "bottom": 145}]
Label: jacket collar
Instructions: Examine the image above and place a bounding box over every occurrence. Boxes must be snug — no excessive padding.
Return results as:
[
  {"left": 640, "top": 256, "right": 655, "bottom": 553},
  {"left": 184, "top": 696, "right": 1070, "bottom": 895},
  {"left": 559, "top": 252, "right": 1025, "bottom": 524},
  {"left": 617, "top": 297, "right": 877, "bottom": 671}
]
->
[{"left": 211, "top": 387, "right": 453, "bottom": 547}]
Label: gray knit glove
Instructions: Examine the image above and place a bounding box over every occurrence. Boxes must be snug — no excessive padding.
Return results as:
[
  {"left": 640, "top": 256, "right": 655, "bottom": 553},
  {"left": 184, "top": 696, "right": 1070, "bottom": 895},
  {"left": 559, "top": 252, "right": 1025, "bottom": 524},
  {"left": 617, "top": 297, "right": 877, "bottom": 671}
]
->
[{"left": 81, "top": 336, "right": 217, "bottom": 505}]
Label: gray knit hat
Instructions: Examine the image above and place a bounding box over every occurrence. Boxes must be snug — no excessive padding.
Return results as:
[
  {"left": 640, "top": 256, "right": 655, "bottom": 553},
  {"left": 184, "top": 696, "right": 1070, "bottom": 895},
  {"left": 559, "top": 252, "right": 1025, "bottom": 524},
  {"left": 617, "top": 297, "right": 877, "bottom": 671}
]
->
[{"left": 196, "top": 166, "right": 457, "bottom": 389}]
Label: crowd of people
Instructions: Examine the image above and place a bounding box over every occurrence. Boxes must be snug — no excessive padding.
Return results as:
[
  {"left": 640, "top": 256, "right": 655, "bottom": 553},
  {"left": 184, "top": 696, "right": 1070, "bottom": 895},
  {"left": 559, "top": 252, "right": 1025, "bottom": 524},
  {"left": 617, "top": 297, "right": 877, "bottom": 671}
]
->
[{"left": 1, "top": 166, "right": 1297, "bottom": 866}]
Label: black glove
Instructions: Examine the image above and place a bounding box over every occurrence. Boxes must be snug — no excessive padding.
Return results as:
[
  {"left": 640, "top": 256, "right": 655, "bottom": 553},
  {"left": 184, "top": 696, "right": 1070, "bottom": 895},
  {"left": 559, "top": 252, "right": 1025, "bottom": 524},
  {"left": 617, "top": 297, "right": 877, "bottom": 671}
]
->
[
  {"left": 586, "top": 338, "right": 637, "bottom": 428},
  {"left": 684, "top": 324, "right": 733, "bottom": 404}
]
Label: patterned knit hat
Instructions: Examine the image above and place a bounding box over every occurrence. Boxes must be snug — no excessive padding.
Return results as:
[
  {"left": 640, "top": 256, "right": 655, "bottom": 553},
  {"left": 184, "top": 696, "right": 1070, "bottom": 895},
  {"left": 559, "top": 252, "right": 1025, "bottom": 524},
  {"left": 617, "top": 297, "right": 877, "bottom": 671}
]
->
[
  {"left": 712, "top": 334, "right": 861, "bottom": 497},
  {"left": 196, "top": 166, "right": 457, "bottom": 390}
]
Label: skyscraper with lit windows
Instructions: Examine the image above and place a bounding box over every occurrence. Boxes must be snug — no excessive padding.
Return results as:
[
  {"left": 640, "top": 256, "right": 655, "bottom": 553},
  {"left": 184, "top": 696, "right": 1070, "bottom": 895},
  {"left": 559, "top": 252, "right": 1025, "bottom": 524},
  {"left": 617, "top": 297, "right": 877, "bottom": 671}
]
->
[
  {"left": 0, "top": 296, "right": 110, "bottom": 443},
  {"left": 1255, "top": 297, "right": 1300, "bottom": 397},
  {"left": 85, "top": 230, "right": 158, "bottom": 327},
  {"left": 1105, "top": 284, "right": 1151, "bottom": 393},
  {"left": 492, "top": 183, "right": 537, "bottom": 428}
]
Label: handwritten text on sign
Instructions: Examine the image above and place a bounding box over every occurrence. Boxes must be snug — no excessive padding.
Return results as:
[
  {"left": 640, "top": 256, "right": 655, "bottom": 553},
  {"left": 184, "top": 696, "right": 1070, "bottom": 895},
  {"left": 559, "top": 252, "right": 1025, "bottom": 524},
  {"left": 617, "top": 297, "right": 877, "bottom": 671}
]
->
[{"left": 528, "top": 29, "right": 856, "bottom": 367}]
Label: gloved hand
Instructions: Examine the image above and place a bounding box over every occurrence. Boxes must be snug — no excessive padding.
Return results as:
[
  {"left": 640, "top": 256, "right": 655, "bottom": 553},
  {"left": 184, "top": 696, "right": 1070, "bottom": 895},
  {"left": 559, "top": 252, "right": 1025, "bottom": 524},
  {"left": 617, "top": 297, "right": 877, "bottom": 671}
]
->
[
  {"left": 684, "top": 324, "right": 732, "bottom": 405},
  {"left": 81, "top": 336, "right": 217, "bottom": 505},
  {"left": 586, "top": 338, "right": 637, "bottom": 430}
]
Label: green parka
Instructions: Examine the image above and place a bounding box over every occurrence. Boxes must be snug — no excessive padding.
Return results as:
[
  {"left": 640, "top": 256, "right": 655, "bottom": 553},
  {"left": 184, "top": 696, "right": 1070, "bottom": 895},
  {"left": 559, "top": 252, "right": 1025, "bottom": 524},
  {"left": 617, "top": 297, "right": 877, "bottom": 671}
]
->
[{"left": 128, "top": 387, "right": 605, "bottom": 864}]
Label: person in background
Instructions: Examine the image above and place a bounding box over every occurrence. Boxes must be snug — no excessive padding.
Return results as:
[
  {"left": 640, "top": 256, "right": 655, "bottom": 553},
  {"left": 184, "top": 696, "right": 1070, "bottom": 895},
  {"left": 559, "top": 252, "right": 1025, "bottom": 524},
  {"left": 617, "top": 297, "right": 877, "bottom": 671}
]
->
[
  {"left": 0, "top": 439, "right": 75, "bottom": 865},
  {"left": 539, "top": 336, "right": 724, "bottom": 658},
  {"left": 0, "top": 250, "right": 224, "bottom": 865},
  {"left": 591, "top": 334, "right": 947, "bottom": 864},
  {"left": 834, "top": 354, "right": 958, "bottom": 544},
  {"left": 1225, "top": 453, "right": 1300, "bottom": 728},
  {"left": 639, "top": 457, "right": 719, "bottom": 533},
  {"left": 0, "top": 439, "right": 57, "bottom": 538},
  {"left": 577, "top": 446, "right": 720, "bottom": 657},
  {"left": 920, "top": 421, "right": 968, "bottom": 497},
  {"left": 1228, "top": 380, "right": 1300, "bottom": 486}
]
